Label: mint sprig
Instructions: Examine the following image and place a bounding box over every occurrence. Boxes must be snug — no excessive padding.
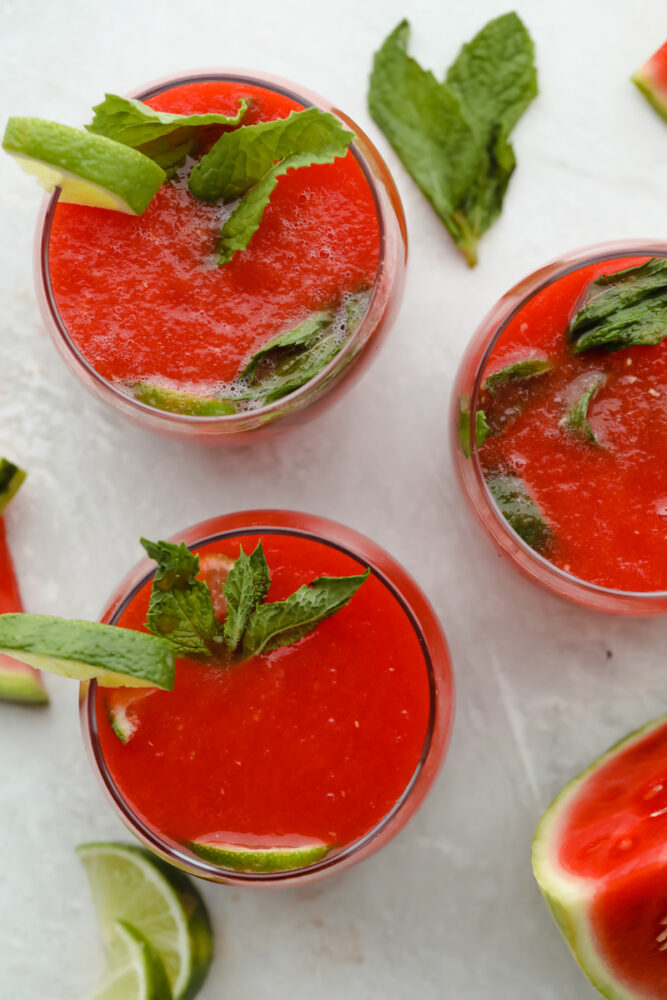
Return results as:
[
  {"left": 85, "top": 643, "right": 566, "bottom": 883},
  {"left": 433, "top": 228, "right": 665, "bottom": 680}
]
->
[
  {"left": 141, "top": 538, "right": 223, "bottom": 659},
  {"left": 368, "top": 15, "right": 537, "bottom": 266},
  {"left": 188, "top": 107, "right": 354, "bottom": 264},
  {"left": 483, "top": 359, "right": 552, "bottom": 393},
  {"left": 222, "top": 542, "right": 271, "bottom": 651},
  {"left": 87, "top": 94, "right": 248, "bottom": 176}
]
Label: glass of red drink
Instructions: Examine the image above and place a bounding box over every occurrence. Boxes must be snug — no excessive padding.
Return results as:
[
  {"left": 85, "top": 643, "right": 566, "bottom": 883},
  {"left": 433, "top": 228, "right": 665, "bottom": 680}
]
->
[
  {"left": 80, "top": 510, "right": 454, "bottom": 885},
  {"left": 452, "top": 240, "right": 667, "bottom": 616},
  {"left": 35, "top": 72, "right": 407, "bottom": 443}
]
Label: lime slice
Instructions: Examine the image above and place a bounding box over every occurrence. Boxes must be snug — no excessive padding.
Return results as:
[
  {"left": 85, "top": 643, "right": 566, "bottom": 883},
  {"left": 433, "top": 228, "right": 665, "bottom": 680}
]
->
[
  {"left": 91, "top": 920, "right": 171, "bottom": 1000},
  {"left": 132, "top": 383, "right": 236, "bottom": 417},
  {"left": 0, "top": 653, "right": 49, "bottom": 704},
  {"left": 189, "top": 836, "right": 332, "bottom": 873},
  {"left": 78, "top": 843, "right": 213, "bottom": 1000},
  {"left": 105, "top": 688, "right": 155, "bottom": 743},
  {"left": 0, "top": 459, "right": 26, "bottom": 514},
  {"left": 3, "top": 117, "right": 165, "bottom": 215},
  {"left": 0, "top": 613, "right": 174, "bottom": 689}
]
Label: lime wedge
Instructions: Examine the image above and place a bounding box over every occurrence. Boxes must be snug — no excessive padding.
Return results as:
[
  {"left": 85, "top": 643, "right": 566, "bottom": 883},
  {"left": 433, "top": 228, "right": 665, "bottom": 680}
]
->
[
  {"left": 0, "top": 613, "right": 174, "bottom": 689},
  {"left": 91, "top": 920, "right": 171, "bottom": 1000},
  {"left": 189, "top": 836, "right": 332, "bottom": 873},
  {"left": 132, "top": 383, "right": 236, "bottom": 416},
  {"left": 0, "top": 653, "right": 49, "bottom": 704},
  {"left": 0, "top": 459, "right": 26, "bottom": 514},
  {"left": 3, "top": 117, "right": 165, "bottom": 215},
  {"left": 105, "top": 688, "right": 155, "bottom": 743},
  {"left": 78, "top": 843, "right": 213, "bottom": 1000}
]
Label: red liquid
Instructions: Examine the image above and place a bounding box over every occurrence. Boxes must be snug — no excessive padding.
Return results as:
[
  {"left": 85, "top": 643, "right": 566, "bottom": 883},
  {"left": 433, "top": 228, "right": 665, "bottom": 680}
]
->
[
  {"left": 48, "top": 80, "right": 380, "bottom": 394},
  {"left": 479, "top": 256, "right": 667, "bottom": 592},
  {"left": 96, "top": 532, "right": 431, "bottom": 850}
]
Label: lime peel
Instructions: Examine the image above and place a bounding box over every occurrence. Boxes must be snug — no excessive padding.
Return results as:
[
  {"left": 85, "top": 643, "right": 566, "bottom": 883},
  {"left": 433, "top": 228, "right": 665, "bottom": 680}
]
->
[{"left": 189, "top": 836, "right": 333, "bottom": 873}]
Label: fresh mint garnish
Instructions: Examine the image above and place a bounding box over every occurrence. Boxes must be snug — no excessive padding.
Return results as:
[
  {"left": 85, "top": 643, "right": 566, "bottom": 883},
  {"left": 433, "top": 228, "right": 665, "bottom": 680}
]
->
[
  {"left": 457, "top": 401, "right": 490, "bottom": 458},
  {"left": 562, "top": 376, "right": 605, "bottom": 444},
  {"left": 132, "top": 383, "right": 236, "bottom": 416},
  {"left": 568, "top": 258, "right": 667, "bottom": 353},
  {"left": 486, "top": 474, "right": 553, "bottom": 553},
  {"left": 87, "top": 95, "right": 248, "bottom": 176},
  {"left": 483, "top": 358, "right": 552, "bottom": 393},
  {"left": 241, "top": 571, "right": 370, "bottom": 660},
  {"left": 141, "top": 538, "right": 223, "bottom": 659},
  {"left": 222, "top": 542, "right": 271, "bottom": 651},
  {"left": 187, "top": 107, "right": 354, "bottom": 264},
  {"left": 368, "top": 14, "right": 537, "bottom": 266},
  {"left": 240, "top": 312, "right": 333, "bottom": 381}
]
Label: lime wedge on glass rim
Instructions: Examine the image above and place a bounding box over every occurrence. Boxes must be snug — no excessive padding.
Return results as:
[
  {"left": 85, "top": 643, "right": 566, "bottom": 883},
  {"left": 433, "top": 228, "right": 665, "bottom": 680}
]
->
[
  {"left": 90, "top": 920, "right": 171, "bottom": 1000},
  {"left": 189, "top": 836, "right": 333, "bottom": 873},
  {"left": 2, "top": 117, "right": 165, "bottom": 214},
  {"left": 78, "top": 843, "right": 213, "bottom": 1000},
  {"left": 0, "top": 613, "right": 174, "bottom": 689}
]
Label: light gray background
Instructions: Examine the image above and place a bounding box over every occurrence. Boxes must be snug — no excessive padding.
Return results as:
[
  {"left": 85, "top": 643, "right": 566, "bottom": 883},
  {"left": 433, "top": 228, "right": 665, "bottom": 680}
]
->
[{"left": 2, "top": 1, "right": 667, "bottom": 997}]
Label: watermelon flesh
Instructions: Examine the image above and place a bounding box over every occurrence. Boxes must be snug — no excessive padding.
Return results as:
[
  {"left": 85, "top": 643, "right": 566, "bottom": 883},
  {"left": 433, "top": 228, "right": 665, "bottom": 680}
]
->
[
  {"left": 533, "top": 717, "right": 667, "bottom": 999},
  {"left": 0, "top": 517, "right": 48, "bottom": 705},
  {"left": 632, "top": 41, "right": 667, "bottom": 122}
]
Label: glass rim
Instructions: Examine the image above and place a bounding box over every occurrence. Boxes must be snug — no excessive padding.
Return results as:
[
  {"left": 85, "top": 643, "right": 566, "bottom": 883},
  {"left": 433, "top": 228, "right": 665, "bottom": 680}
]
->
[
  {"left": 36, "top": 68, "right": 394, "bottom": 428},
  {"left": 81, "top": 510, "right": 453, "bottom": 884},
  {"left": 466, "top": 238, "right": 667, "bottom": 606}
]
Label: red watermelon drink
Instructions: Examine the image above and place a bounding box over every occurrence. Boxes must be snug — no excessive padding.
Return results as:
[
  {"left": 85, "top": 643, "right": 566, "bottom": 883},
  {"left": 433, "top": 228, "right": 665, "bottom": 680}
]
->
[
  {"left": 80, "top": 511, "right": 453, "bottom": 885},
  {"left": 34, "top": 73, "right": 406, "bottom": 443},
  {"left": 452, "top": 241, "right": 667, "bottom": 615}
]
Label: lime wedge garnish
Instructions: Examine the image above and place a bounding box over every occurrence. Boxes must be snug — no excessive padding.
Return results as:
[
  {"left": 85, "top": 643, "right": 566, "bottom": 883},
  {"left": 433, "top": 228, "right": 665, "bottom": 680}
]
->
[
  {"left": 132, "top": 383, "right": 236, "bottom": 416},
  {"left": 189, "top": 836, "right": 332, "bottom": 873},
  {"left": 90, "top": 920, "right": 171, "bottom": 1000},
  {"left": 105, "top": 688, "right": 155, "bottom": 743},
  {"left": 0, "top": 458, "right": 26, "bottom": 514},
  {"left": 77, "top": 843, "right": 213, "bottom": 1000},
  {"left": 0, "top": 653, "right": 49, "bottom": 704},
  {"left": 0, "top": 613, "right": 174, "bottom": 689},
  {"left": 2, "top": 117, "right": 165, "bottom": 215}
]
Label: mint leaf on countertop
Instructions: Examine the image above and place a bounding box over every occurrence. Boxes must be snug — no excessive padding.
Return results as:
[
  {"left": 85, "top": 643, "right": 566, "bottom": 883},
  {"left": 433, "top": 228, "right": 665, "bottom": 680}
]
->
[
  {"left": 187, "top": 107, "right": 354, "bottom": 264},
  {"left": 486, "top": 474, "right": 553, "bottom": 553},
  {"left": 568, "top": 258, "right": 667, "bottom": 353},
  {"left": 87, "top": 95, "right": 248, "bottom": 175},
  {"left": 241, "top": 571, "right": 370, "bottom": 660},
  {"left": 222, "top": 542, "right": 271, "bottom": 651},
  {"left": 562, "top": 376, "right": 605, "bottom": 445},
  {"left": 368, "top": 15, "right": 537, "bottom": 266},
  {"left": 141, "top": 538, "right": 223, "bottom": 659}
]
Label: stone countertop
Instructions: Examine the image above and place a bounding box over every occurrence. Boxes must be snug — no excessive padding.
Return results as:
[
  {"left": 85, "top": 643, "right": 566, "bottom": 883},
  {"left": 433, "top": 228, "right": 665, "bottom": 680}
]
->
[{"left": 1, "top": 0, "right": 666, "bottom": 997}]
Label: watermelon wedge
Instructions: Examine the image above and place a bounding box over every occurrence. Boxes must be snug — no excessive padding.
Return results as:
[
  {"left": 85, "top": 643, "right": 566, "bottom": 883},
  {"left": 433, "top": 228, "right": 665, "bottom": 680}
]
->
[
  {"left": 0, "top": 462, "right": 48, "bottom": 705},
  {"left": 533, "top": 716, "right": 667, "bottom": 999},
  {"left": 632, "top": 41, "right": 667, "bottom": 122}
]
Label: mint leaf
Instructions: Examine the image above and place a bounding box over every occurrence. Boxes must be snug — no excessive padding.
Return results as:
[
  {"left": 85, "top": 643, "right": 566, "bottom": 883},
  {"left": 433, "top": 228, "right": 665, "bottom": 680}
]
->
[
  {"left": 87, "top": 94, "right": 247, "bottom": 176},
  {"left": 141, "top": 538, "right": 223, "bottom": 659},
  {"left": 368, "top": 16, "right": 536, "bottom": 266},
  {"left": 132, "top": 383, "right": 236, "bottom": 416},
  {"left": 241, "top": 571, "right": 369, "bottom": 660},
  {"left": 483, "top": 358, "right": 551, "bottom": 393},
  {"left": 240, "top": 312, "right": 332, "bottom": 381},
  {"left": 187, "top": 107, "right": 354, "bottom": 264},
  {"left": 457, "top": 401, "right": 490, "bottom": 458},
  {"left": 486, "top": 474, "right": 553, "bottom": 553},
  {"left": 568, "top": 259, "right": 667, "bottom": 353},
  {"left": 444, "top": 13, "right": 537, "bottom": 263},
  {"left": 563, "top": 376, "right": 605, "bottom": 444},
  {"left": 222, "top": 542, "right": 271, "bottom": 651}
]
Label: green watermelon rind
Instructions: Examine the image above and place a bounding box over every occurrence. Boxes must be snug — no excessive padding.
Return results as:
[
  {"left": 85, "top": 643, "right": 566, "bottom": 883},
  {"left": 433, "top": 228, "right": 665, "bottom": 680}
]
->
[
  {"left": 0, "top": 659, "right": 49, "bottom": 705},
  {"left": 532, "top": 715, "right": 667, "bottom": 1000},
  {"left": 0, "top": 459, "right": 26, "bottom": 515},
  {"left": 632, "top": 62, "right": 667, "bottom": 124}
]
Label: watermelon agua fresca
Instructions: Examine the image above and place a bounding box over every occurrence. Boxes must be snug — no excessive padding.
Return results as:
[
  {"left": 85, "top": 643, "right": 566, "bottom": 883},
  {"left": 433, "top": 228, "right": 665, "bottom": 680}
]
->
[
  {"left": 632, "top": 42, "right": 667, "bottom": 122},
  {"left": 0, "top": 459, "right": 48, "bottom": 704},
  {"left": 533, "top": 717, "right": 667, "bottom": 999}
]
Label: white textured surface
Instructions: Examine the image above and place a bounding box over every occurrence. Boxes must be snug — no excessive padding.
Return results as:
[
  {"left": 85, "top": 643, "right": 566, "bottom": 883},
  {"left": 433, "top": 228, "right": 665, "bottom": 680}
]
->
[{"left": 2, "top": 1, "right": 667, "bottom": 997}]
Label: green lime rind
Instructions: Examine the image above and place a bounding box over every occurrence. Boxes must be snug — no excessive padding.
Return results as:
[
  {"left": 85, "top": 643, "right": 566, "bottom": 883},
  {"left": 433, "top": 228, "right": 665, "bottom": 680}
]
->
[
  {"left": 0, "top": 656, "right": 49, "bottom": 704},
  {"left": 77, "top": 842, "right": 213, "bottom": 1000},
  {"left": 532, "top": 715, "right": 667, "bottom": 1000},
  {"left": 131, "top": 384, "right": 236, "bottom": 417},
  {"left": 632, "top": 69, "right": 667, "bottom": 124},
  {"left": 91, "top": 919, "right": 172, "bottom": 1000},
  {"left": 3, "top": 118, "right": 165, "bottom": 215},
  {"left": 0, "top": 613, "right": 174, "bottom": 689},
  {"left": 189, "top": 838, "right": 332, "bottom": 873},
  {"left": 0, "top": 459, "right": 27, "bottom": 514},
  {"left": 105, "top": 700, "right": 138, "bottom": 744}
]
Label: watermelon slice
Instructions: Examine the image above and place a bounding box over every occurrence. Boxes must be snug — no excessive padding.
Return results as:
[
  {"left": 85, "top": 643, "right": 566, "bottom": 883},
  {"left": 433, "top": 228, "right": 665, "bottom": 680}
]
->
[
  {"left": 0, "top": 461, "right": 48, "bottom": 706},
  {"left": 533, "top": 716, "right": 667, "bottom": 999},
  {"left": 632, "top": 41, "right": 667, "bottom": 122}
]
